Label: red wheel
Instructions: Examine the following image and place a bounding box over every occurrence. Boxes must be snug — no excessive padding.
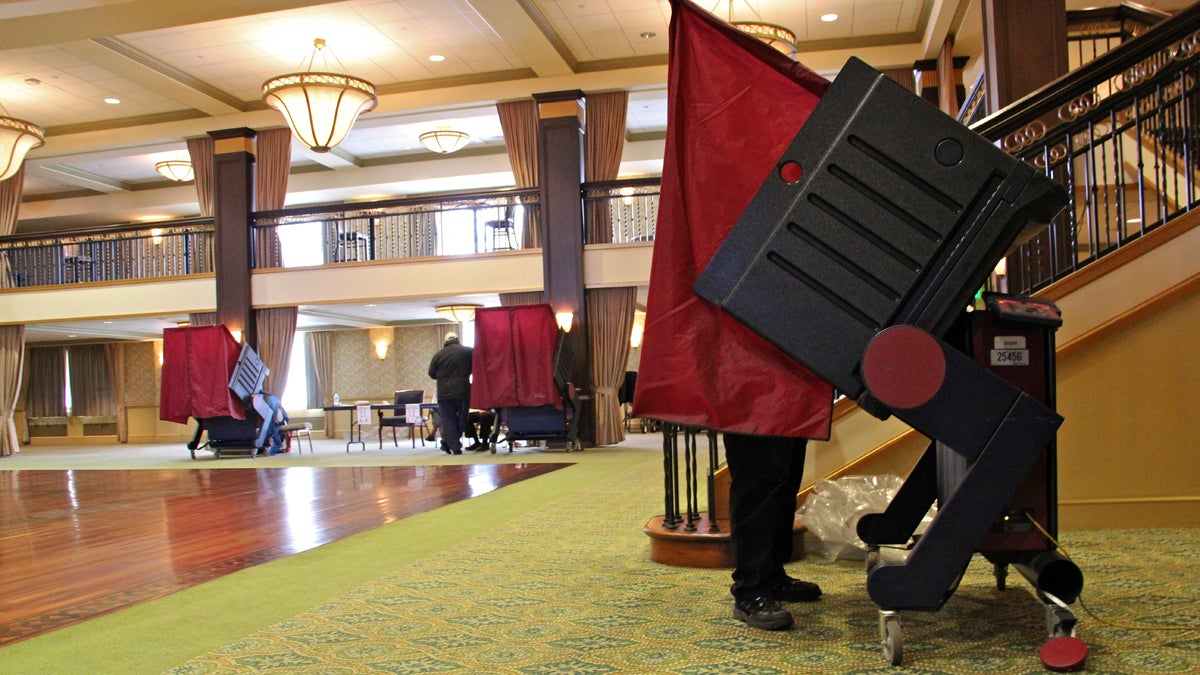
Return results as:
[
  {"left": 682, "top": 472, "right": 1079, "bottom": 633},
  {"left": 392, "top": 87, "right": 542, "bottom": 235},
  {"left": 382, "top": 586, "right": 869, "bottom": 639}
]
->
[{"left": 1040, "top": 635, "right": 1087, "bottom": 672}]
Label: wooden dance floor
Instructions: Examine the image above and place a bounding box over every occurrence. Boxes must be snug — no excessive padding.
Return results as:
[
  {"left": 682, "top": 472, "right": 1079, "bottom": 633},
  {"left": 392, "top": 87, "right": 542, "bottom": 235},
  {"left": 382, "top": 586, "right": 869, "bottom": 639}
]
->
[{"left": 0, "top": 463, "right": 568, "bottom": 646}]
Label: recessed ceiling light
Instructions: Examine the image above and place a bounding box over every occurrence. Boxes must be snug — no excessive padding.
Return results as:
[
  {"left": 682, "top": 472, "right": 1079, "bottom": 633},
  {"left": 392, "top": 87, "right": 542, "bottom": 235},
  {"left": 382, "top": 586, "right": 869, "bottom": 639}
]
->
[
  {"left": 104, "top": 97, "right": 120, "bottom": 104},
  {"left": 820, "top": 13, "right": 839, "bottom": 22},
  {"left": 428, "top": 54, "right": 445, "bottom": 62},
  {"left": 640, "top": 31, "right": 657, "bottom": 39},
  {"left": 25, "top": 78, "right": 41, "bottom": 86},
  {"left": 103, "top": 321, "right": 113, "bottom": 324}
]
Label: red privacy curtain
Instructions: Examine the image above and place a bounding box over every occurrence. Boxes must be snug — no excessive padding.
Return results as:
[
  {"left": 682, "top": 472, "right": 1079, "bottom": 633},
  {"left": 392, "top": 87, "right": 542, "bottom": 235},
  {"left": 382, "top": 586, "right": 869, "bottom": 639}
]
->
[
  {"left": 632, "top": 0, "right": 835, "bottom": 438},
  {"left": 471, "top": 305, "right": 562, "bottom": 410},
  {"left": 159, "top": 325, "right": 244, "bottom": 424}
]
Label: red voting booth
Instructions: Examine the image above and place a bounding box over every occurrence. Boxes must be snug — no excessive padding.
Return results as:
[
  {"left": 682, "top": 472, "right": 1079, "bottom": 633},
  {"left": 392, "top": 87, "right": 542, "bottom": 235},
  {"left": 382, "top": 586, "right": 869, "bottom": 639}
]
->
[
  {"left": 160, "top": 324, "right": 269, "bottom": 458},
  {"left": 471, "top": 304, "right": 580, "bottom": 451}
]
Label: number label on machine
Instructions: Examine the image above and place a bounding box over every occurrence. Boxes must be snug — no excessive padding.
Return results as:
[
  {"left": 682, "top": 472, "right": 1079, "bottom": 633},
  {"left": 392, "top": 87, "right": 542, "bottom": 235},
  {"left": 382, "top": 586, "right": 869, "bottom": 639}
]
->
[{"left": 990, "top": 336, "right": 1029, "bottom": 366}]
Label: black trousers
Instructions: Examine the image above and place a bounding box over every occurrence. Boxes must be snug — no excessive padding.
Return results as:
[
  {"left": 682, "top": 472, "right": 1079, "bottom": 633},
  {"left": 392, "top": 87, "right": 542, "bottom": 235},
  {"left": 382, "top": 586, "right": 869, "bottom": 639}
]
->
[
  {"left": 723, "top": 433, "right": 808, "bottom": 601},
  {"left": 439, "top": 398, "right": 470, "bottom": 451}
]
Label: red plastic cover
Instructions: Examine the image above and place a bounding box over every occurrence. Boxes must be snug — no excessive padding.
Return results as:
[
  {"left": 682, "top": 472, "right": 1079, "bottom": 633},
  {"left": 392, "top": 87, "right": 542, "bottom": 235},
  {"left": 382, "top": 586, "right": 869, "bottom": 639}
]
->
[
  {"left": 159, "top": 325, "right": 245, "bottom": 424},
  {"left": 471, "top": 305, "right": 562, "bottom": 410},
  {"left": 632, "top": 0, "right": 835, "bottom": 438}
]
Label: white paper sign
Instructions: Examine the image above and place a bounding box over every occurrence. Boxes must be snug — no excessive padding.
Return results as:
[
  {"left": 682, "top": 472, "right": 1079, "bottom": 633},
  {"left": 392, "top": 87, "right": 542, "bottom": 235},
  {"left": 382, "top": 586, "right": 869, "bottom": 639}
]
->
[
  {"left": 356, "top": 404, "right": 372, "bottom": 425},
  {"left": 405, "top": 403, "right": 421, "bottom": 424}
]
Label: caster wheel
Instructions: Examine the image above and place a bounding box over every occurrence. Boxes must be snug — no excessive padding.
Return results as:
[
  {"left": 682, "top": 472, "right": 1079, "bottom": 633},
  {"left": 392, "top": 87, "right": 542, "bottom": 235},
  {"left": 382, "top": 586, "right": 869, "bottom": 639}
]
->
[
  {"left": 880, "top": 611, "right": 903, "bottom": 666},
  {"left": 1041, "top": 635, "right": 1087, "bottom": 671}
]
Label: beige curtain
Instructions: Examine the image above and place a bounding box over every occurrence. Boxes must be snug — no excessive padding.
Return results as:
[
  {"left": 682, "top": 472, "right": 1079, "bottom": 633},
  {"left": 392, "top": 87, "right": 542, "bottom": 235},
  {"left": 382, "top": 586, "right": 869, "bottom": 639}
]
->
[
  {"left": 25, "top": 346, "right": 66, "bottom": 418},
  {"left": 188, "top": 312, "right": 218, "bottom": 326},
  {"left": 255, "top": 306, "right": 297, "bottom": 395},
  {"left": 0, "top": 166, "right": 24, "bottom": 289},
  {"left": 497, "top": 99, "right": 541, "bottom": 249},
  {"left": 0, "top": 325, "right": 25, "bottom": 455},
  {"left": 584, "top": 91, "right": 628, "bottom": 244},
  {"left": 68, "top": 344, "right": 115, "bottom": 417},
  {"left": 585, "top": 286, "right": 636, "bottom": 446},
  {"left": 254, "top": 127, "right": 291, "bottom": 268},
  {"left": 305, "top": 331, "right": 334, "bottom": 430},
  {"left": 104, "top": 342, "right": 127, "bottom": 442},
  {"left": 186, "top": 137, "right": 215, "bottom": 218},
  {"left": 499, "top": 291, "right": 544, "bottom": 306}
]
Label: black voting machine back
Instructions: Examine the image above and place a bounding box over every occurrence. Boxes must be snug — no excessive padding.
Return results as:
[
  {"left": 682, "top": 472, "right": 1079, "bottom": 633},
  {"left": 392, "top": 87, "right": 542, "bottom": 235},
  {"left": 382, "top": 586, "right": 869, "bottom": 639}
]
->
[{"left": 694, "top": 57, "right": 1080, "bottom": 665}]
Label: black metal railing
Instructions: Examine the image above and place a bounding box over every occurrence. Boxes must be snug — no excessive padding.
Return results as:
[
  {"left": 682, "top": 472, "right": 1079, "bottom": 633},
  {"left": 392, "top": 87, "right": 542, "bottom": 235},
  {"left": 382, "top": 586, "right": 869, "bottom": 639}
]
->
[
  {"left": 660, "top": 422, "right": 721, "bottom": 533},
  {"left": 0, "top": 219, "right": 214, "bottom": 287},
  {"left": 971, "top": 3, "right": 1200, "bottom": 293},
  {"left": 250, "top": 187, "right": 541, "bottom": 268},
  {"left": 582, "top": 177, "right": 661, "bottom": 244}
]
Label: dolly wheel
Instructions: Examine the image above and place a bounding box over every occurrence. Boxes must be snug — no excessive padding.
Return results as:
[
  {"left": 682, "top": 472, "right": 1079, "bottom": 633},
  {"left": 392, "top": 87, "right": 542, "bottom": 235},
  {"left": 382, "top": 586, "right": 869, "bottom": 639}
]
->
[{"left": 880, "top": 611, "right": 903, "bottom": 666}]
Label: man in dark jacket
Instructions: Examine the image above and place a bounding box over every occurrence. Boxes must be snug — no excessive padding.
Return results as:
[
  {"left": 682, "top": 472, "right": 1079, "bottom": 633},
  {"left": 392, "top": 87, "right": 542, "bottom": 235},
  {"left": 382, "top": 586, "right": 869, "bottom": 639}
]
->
[{"left": 428, "top": 332, "right": 473, "bottom": 454}]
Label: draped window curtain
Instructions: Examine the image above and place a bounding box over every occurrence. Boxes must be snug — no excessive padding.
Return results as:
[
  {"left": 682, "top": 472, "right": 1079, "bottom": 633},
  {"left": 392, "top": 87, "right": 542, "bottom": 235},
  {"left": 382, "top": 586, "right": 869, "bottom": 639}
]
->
[
  {"left": 188, "top": 312, "right": 217, "bottom": 326},
  {"left": 255, "top": 306, "right": 297, "bottom": 396},
  {"left": 0, "top": 325, "right": 25, "bottom": 456},
  {"left": 186, "top": 137, "right": 215, "bottom": 217},
  {"left": 104, "top": 342, "right": 127, "bottom": 442},
  {"left": 584, "top": 91, "right": 628, "bottom": 245},
  {"left": 305, "top": 331, "right": 333, "bottom": 431},
  {"left": 1, "top": 166, "right": 25, "bottom": 289},
  {"left": 499, "top": 291, "right": 544, "bottom": 306},
  {"left": 25, "top": 346, "right": 66, "bottom": 419},
  {"left": 497, "top": 100, "right": 540, "bottom": 249},
  {"left": 585, "top": 287, "right": 636, "bottom": 446},
  {"left": 186, "top": 137, "right": 215, "bottom": 275},
  {"left": 67, "top": 344, "right": 115, "bottom": 417},
  {"left": 0, "top": 170, "right": 25, "bottom": 454},
  {"left": 254, "top": 128, "right": 291, "bottom": 268}
]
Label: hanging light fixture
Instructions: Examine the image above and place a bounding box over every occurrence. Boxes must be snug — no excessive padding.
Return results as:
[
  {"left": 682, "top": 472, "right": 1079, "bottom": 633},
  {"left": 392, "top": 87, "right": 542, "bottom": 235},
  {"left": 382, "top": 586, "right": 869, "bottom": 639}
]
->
[
  {"left": 713, "top": 0, "right": 798, "bottom": 59},
  {"left": 262, "top": 38, "right": 378, "bottom": 153},
  {"left": 155, "top": 159, "right": 194, "bottom": 182},
  {"left": 436, "top": 304, "right": 482, "bottom": 322},
  {"left": 419, "top": 126, "right": 470, "bottom": 154},
  {"left": 0, "top": 104, "right": 44, "bottom": 182}
]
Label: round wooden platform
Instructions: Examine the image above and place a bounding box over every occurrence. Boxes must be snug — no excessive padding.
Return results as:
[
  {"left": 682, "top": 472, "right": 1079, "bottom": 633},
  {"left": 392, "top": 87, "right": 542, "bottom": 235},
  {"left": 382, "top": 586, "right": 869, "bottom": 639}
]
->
[{"left": 644, "top": 515, "right": 807, "bottom": 568}]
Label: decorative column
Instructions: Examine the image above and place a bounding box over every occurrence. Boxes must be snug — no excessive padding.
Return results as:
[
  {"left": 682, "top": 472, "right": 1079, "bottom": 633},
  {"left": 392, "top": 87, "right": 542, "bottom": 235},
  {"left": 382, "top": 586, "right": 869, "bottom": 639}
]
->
[
  {"left": 980, "top": 0, "right": 1069, "bottom": 292},
  {"left": 534, "top": 90, "right": 592, "bottom": 444},
  {"left": 209, "top": 127, "right": 257, "bottom": 349},
  {"left": 914, "top": 54, "right": 968, "bottom": 116}
]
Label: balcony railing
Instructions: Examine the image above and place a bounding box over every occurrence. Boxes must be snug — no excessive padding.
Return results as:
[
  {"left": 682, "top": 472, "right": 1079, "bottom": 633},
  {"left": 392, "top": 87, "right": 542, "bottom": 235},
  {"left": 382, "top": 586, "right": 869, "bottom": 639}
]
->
[
  {"left": 0, "top": 219, "right": 215, "bottom": 288},
  {"left": 583, "top": 177, "right": 661, "bottom": 244},
  {"left": 250, "top": 187, "right": 541, "bottom": 269}
]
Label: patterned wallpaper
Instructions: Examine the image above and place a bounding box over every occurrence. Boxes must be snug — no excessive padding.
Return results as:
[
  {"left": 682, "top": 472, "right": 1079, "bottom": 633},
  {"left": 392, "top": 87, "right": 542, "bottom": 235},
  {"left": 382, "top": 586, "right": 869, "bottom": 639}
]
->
[
  {"left": 330, "top": 325, "right": 443, "bottom": 404},
  {"left": 124, "top": 341, "right": 160, "bottom": 407}
]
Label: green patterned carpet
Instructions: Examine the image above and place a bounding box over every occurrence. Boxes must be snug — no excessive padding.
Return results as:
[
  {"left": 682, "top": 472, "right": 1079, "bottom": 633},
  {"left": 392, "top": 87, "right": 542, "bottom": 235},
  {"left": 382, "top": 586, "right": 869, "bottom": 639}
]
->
[{"left": 158, "top": 448, "right": 1199, "bottom": 675}]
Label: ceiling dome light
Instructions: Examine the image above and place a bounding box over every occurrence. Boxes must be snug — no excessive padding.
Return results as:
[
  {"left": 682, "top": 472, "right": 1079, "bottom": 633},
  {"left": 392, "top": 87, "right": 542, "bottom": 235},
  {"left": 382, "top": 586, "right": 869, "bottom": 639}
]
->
[
  {"left": 436, "top": 304, "right": 482, "bottom": 322},
  {"left": 419, "top": 127, "right": 470, "bottom": 154},
  {"left": 713, "top": 1, "right": 798, "bottom": 59},
  {"left": 262, "top": 38, "right": 378, "bottom": 153},
  {"left": 155, "top": 159, "right": 194, "bottom": 182},
  {"left": 820, "top": 13, "right": 839, "bottom": 22},
  {"left": 0, "top": 108, "right": 44, "bottom": 182}
]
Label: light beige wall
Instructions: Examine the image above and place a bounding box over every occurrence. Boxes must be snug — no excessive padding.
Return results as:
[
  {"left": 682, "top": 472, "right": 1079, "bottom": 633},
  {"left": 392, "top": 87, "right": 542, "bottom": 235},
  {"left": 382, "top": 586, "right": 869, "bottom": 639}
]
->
[{"left": 1054, "top": 285, "right": 1200, "bottom": 528}]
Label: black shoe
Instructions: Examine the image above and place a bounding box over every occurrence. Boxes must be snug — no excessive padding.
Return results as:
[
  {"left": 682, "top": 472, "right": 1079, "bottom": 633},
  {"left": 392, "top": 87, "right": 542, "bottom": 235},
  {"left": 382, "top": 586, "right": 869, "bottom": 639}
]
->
[
  {"left": 467, "top": 441, "right": 482, "bottom": 451},
  {"left": 733, "top": 595, "right": 793, "bottom": 630},
  {"left": 772, "top": 577, "right": 822, "bottom": 603},
  {"left": 441, "top": 446, "right": 452, "bottom": 455},
  {"left": 425, "top": 432, "right": 437, "bottom": 442},
  {"left": 451, "top": 448, "right": 463, "bottom": 455}
]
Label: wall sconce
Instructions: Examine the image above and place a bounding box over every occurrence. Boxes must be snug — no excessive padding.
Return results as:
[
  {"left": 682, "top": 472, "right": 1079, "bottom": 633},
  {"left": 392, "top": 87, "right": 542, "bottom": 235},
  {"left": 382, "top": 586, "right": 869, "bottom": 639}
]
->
[
  {"left": 153, "top": 339, "right": 164, "bottom": 366},
  {"left": 368, "top": 326, "right": 394, "bottom": 360},
  {"left": 630, "top": 309, "right": 646, "bottom": 348},
  {"left": 555, "top": 311, "right": 574, "bottom": 333},
  {"left": 229, "top": 329, "right": 243, "bottom": 343}
]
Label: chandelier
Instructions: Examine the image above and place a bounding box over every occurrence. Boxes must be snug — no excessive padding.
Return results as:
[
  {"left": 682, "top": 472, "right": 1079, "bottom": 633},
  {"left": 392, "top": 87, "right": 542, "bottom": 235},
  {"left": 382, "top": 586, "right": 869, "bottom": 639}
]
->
[
  {"left": 0, "top": 105, "right": 44, "bottom": 182},
  {"left": 419, "top": 127, "right": 470, "bottom": 154},
  {"left": 713, "top": 1, "right": 798, "bottom": 59},
  {"left": 262, "top": 38, "right": 378, "bottom": 153},
  {"left": 436, "top": 304, "right": 482, "bottom": 322},
  {"left": 155, "top": 159, "right": 194, "bottom": 182}
]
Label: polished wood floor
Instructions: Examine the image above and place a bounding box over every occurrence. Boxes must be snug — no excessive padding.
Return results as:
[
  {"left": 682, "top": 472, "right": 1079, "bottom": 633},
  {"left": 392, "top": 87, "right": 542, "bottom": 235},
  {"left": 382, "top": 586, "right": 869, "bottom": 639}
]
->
[{"left": 0, "top": 462, "right": 567, "bottom": 646}]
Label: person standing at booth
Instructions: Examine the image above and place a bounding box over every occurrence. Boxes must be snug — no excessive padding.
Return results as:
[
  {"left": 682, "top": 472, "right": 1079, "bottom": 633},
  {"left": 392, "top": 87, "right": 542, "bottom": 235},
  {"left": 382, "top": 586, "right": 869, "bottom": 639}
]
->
[{"left": 428, "top": 332, "right": 473, "bottom": 455}]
